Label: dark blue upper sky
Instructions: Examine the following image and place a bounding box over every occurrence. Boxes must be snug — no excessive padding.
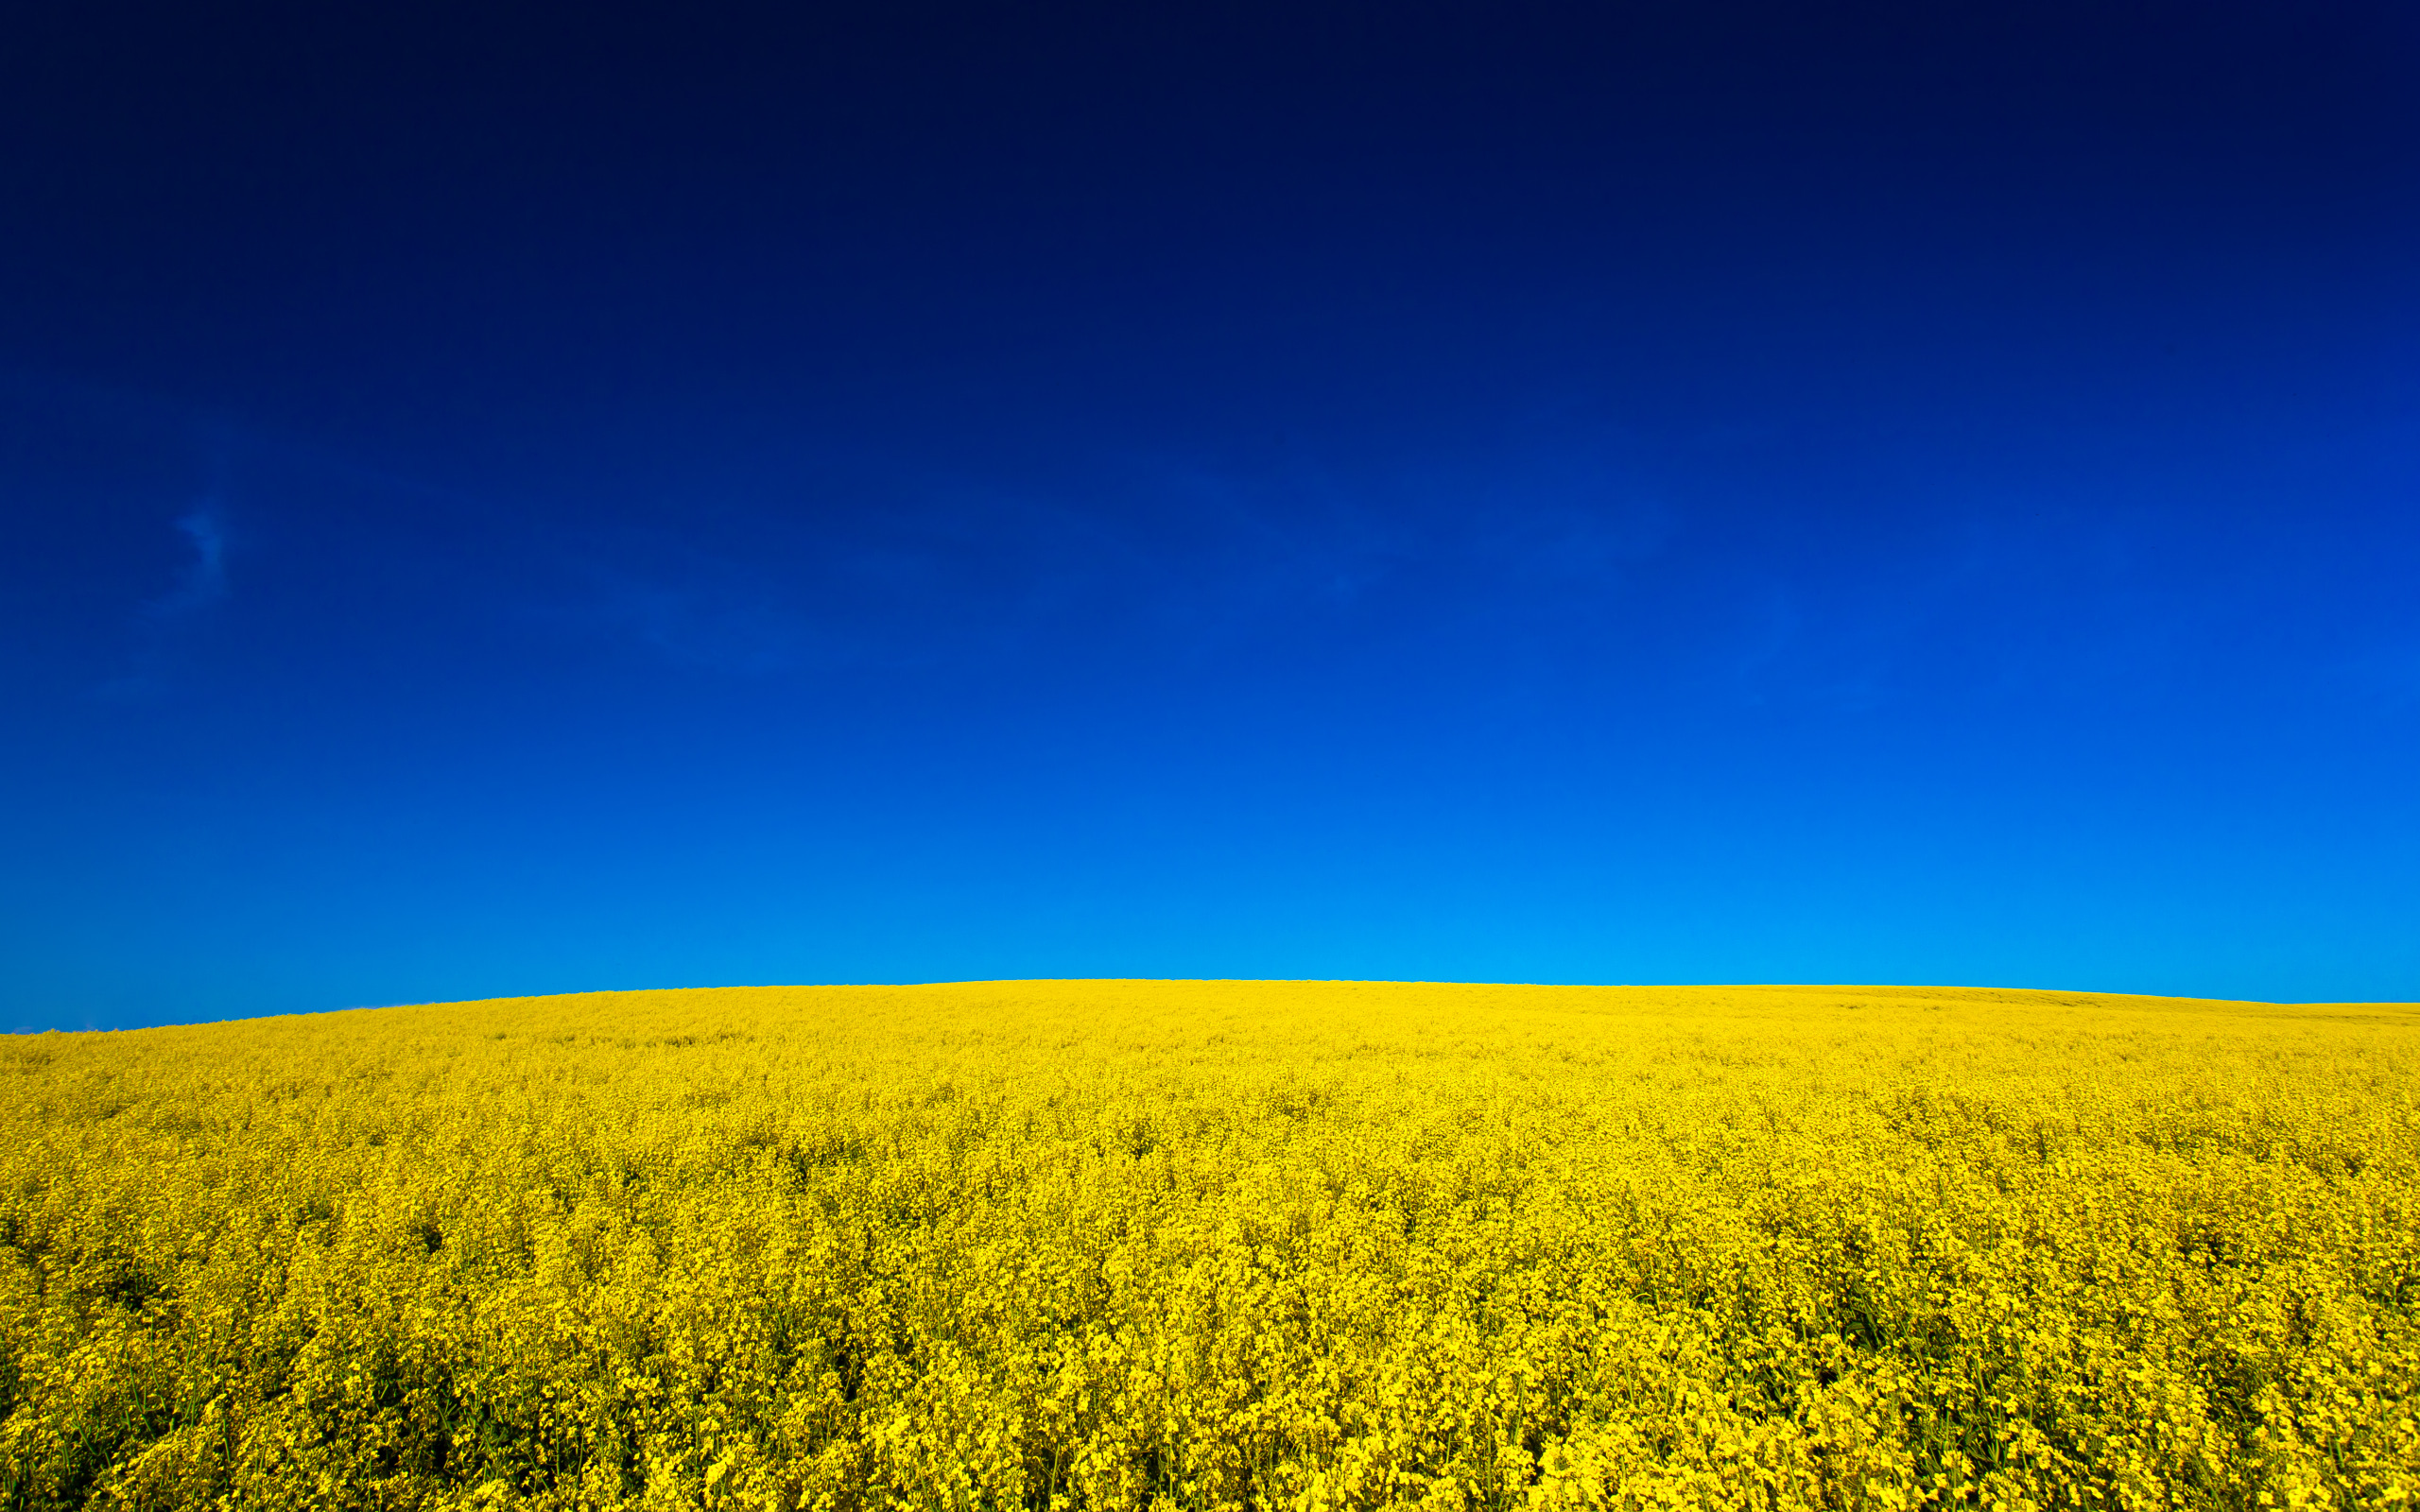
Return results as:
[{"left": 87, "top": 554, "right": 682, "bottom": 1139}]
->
[{"left": 5, "top": 0, "right": 2415, "bottom": 1027}]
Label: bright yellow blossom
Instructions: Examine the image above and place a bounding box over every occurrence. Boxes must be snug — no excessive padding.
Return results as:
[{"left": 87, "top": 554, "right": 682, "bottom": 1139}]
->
[{"left": 1, "top": 980, "right": 2414, "bottom": 1509}]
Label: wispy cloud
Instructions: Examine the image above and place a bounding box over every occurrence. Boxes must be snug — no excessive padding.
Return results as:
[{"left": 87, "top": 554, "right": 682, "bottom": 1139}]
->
[
  {"left": 528, "top": 439, "right": 1677, "bottom": 679},
  {"left": 90, "top": 495, "right": 235, "bottom": 701},
  {"left": 150, "top": 502, "right": 230, "bottom": 618},
  {"left": 568, "top": 549, "right": 822, "bottom": 676}
]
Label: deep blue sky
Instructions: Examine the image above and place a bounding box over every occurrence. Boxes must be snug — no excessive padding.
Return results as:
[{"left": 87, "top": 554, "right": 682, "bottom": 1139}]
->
[{"left": 5, "top": 1, "right": 2416, "bottom": 1028}]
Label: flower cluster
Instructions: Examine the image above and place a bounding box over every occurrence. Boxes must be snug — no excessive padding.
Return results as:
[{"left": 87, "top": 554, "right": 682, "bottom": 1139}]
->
[{"left": 1, "top": 980, "right": 2413, "bottom": 1509}]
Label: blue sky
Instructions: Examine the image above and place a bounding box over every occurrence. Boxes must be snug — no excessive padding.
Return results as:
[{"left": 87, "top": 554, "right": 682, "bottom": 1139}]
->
[{"left": 4, "top": 1, "right": 2416, "bottom": 1027}]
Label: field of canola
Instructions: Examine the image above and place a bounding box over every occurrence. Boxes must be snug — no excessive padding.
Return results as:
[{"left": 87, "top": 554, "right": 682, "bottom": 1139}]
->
[{"left": 3, "top": 979, "right": 2417, "bottom": 1512}]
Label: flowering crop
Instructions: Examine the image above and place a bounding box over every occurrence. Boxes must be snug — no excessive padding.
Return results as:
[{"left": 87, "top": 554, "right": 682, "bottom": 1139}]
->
[{"left": 2, "top": 980, "right": 2414, "bottom": 1510}]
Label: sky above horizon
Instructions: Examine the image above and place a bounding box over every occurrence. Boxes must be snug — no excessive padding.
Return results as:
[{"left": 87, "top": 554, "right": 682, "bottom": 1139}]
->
[{"left": 5, "top": 0, "right": 2416, "bottom": 1029}]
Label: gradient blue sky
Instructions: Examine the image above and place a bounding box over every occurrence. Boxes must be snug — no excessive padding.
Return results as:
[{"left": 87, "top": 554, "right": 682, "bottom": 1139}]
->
[{"left": 5, "top": 0, "right": 2416, "bottom": 1028}]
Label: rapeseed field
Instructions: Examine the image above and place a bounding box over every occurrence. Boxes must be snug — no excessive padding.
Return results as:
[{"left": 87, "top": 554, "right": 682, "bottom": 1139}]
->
[{"left": 1, "top": 980, "right": 2414, "bottom": 1512}]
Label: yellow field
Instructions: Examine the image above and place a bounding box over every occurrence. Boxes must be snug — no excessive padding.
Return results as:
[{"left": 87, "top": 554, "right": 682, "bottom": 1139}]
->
[{"left": 2, "top": 981, "right": 2415, "bottom": 1512}]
